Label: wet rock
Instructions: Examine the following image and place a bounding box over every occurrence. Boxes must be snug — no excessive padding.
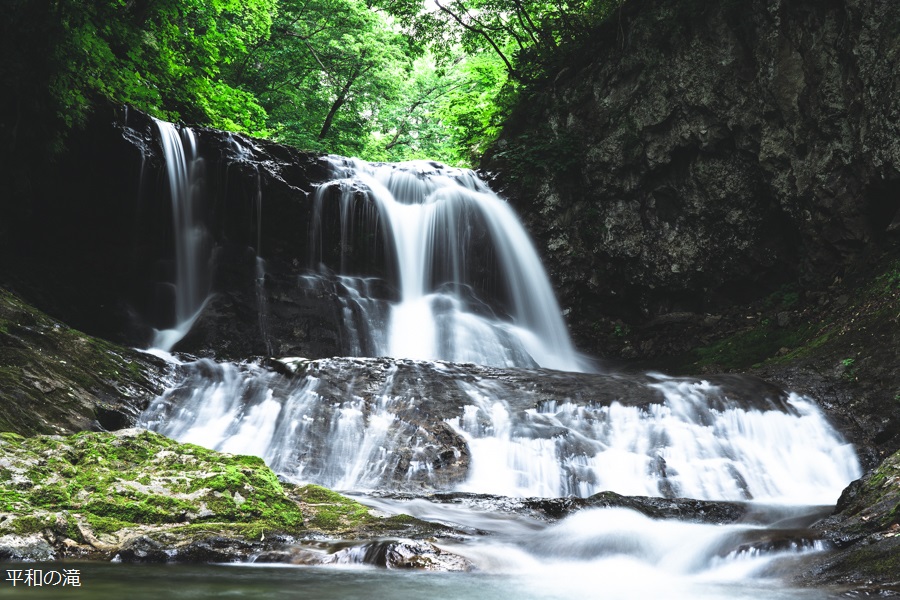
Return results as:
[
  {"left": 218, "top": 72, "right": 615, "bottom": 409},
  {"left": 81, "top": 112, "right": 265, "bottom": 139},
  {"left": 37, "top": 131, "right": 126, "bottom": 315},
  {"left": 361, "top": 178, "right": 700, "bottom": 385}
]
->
[
  {"left": 790, "top": 449, "right": 900, "bottom": 590},
  {"left": 147, "top": 356, "right": 796, "bottom": 493},
  {"left": 0, "top": 288, "right": 169, "bottom": 436},
  {"left": 375, "top": 490, "right": 750, "bottom": 526},
  {"left": 317, "top": 539, "right": 474, "bottom": 571},
  {"left": 0, "top": 533, "right": 56, "bottom": 561},
  {"left": 0, "top": 429, "right": 462, "bottom": 566}
]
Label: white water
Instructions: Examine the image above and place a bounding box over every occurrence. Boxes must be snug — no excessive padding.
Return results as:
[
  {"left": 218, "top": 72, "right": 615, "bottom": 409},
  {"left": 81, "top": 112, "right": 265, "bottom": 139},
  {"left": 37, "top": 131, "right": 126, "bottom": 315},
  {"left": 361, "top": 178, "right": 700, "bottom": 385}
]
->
[
  {"left": 451, "top": 378, "right": 860, "bottom": 502},
  {"left": 140, "top": 355, "right": 860, "bottom": 596},
  {"left": 151, "top": 119, "right": 210, "bottom": 351},
  {"left": 142, "top": 359, "right": 860, "bottom": 504},
  {"left": 308, "top": 159, "right": 583, "bottom": 371}
]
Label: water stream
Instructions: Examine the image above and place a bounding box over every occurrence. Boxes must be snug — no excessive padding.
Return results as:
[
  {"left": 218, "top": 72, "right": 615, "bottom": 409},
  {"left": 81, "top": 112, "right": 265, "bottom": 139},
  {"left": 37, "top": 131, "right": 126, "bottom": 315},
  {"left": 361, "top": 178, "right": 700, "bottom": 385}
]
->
[{"left": 308, "top": 158, "right": 583, "bottom": 371}]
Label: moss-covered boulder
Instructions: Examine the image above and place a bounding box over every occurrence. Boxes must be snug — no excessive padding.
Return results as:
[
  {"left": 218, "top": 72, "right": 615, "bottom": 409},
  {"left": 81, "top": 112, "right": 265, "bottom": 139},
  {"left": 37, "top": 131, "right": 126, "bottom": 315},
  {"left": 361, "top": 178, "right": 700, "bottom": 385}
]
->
[
  {"left": 0, "top": 429, "right": 467, "bottom": 567},
  {"left": 792, "top": 449, "right": 900, "bottom": 591},
  {"left": 0, "top": 288, "right": 167, "bottom": 435}
]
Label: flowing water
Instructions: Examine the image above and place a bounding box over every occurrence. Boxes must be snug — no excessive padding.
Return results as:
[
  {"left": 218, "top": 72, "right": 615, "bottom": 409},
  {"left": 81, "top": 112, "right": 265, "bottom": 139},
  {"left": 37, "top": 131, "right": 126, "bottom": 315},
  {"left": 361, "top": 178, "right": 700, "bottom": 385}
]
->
[
  {"left": 150, "top": 120, "right": 211, "bottom": 351},
  {"left": 0, "top": 562, "right": 842, "bottom": 600},
  {"left": 134, "top": 127, "right": 863, "bottom": 598},
  {"left": 307, "top": 158, "right": 583, "bottom": 371}
]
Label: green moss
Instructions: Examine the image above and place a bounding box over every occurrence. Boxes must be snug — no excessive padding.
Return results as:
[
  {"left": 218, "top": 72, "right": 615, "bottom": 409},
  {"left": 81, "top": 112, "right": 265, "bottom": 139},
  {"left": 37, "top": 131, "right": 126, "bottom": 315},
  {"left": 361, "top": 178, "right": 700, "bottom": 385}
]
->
[
  {"left": 0, "top": 429, "right": 305, "bottom": 541},
  {"left": 0, "top": 429, "right": 444, "bottom": 550},
  {"left": 10, "top": 514, "right": 56, "bottom": 535},
  {"left": 692, "top": 321, "right": 820, "bottom": 370},
  {"left": 84, "top": 514, "right": 133, "bottom": 536},
  {"left": 30, "top": 483, "right": 71, "bottom": 507},
  {"left": 293, "top": 484, "right": 372, "bottom": 532}
]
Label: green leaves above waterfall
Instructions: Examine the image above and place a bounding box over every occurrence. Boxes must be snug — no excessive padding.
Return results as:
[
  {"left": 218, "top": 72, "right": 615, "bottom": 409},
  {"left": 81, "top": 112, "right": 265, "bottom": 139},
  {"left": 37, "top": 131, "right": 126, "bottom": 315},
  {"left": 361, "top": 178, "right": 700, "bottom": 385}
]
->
[
  {"left": 1, "top": 0, "right": 276, "bottom": 148},
  {"left": 1, "top": 0, "right": 621, "bottom": 165}
]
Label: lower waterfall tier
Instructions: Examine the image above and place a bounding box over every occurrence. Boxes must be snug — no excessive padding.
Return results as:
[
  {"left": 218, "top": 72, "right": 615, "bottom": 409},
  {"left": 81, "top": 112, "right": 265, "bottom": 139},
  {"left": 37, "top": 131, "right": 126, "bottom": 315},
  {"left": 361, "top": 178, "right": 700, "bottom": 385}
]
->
[{"left": 141, "top": 356, "right": 860, "bottom": 504}]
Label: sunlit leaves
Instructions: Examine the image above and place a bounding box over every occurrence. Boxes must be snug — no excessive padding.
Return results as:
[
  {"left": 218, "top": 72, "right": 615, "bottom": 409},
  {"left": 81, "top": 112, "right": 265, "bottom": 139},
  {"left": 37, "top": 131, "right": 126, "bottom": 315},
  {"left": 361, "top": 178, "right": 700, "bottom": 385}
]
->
[{"left": 239, "top": 0, "right": 407, "bottom": 155}]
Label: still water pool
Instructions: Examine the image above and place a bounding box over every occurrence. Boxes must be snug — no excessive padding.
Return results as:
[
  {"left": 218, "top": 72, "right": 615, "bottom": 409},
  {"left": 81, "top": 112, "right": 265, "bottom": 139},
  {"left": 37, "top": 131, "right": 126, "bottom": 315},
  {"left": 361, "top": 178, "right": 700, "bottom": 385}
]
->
[{"left": 0, "top": 562, "right": 839, "bottom": 600}]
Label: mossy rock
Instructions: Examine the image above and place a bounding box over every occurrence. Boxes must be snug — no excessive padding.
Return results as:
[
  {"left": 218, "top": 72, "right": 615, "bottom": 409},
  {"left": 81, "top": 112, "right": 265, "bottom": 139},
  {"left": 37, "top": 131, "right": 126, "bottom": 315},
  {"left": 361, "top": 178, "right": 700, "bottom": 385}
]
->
[
  {"left": 835, "top": 449, "right": 900, "bottom": 534},
  {"left": 0, "top": 429, "right": 304, "bottom": 536},
  {"left": 285, "top": 484, "right": 446, "bottom": 538},
  {"left": 0, "top": 429, "right": 461, "bottom": 563},
  {"left": 795, "top": 449, "right": 900, "bottom": 590}
]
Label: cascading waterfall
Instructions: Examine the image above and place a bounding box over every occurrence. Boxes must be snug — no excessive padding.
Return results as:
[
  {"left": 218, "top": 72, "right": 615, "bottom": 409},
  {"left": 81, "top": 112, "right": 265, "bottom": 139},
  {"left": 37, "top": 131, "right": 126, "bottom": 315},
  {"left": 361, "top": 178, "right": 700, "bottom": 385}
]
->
[
  {"left": 142, "top": 359, "right": 859, "bottom": 502},
  {"left": 141, "top": 356, "right": 861, "bottom": 596},
  {"left": 151, "top": 119, "right": 211, "bottom": 351},
  {"left": 450, "top": 377, "right": 859, "bottom": 502},
  {"left": 308, "top": 159, "right": 583, "bottom": 371},
  {"left": 138, "top": 148, "right": 863, "bottom": 597}
]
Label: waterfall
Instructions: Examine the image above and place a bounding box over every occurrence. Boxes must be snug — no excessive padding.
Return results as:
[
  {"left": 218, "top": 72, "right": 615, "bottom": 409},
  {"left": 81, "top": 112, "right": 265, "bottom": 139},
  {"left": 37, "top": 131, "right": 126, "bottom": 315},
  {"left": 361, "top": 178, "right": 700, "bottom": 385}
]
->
[
  {"left": 450, "top": 378, "right": 860, "bottom": 503},
  {"left": 151, "top": 119, "right": 210, "bottom": 351},
  {"left": 135, "top": 146, "right": 863, "bottom": 596},
  {"left": 308, "top": 159, "right": 583, "bottom": 371},
  {"left": 141, "top": 358, "right": 860, "bottom": 502}
]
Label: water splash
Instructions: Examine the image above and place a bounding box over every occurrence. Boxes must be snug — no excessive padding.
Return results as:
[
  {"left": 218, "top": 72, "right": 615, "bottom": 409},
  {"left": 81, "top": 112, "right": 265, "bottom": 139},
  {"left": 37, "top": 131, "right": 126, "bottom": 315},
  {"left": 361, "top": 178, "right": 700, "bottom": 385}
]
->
[
  {"left": 451, "top": 377, "right": 860, "bottom": 503},
  {"left": 141, "top": 359, "right": 461, "bottom": 491}
]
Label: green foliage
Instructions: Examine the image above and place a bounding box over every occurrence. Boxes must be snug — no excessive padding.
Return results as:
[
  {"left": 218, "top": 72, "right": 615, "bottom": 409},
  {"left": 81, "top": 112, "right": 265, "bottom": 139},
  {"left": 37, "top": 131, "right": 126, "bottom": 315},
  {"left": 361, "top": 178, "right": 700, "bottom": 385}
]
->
[
  {"left": 692, "top": 321, "right": 820, "bottom": 371},
  {"left": 874, "top": 260, "right": 900, "bottom": 293},
  {"left": 236, "top": 0, "right": 407, "bottom": 155},
  {"left": 841, "top": 357, "right": 858, "bottom": 383},
  {"left": 490, "top": 125, "right": 585, "bottom": 185},
  {"left": 2, "top": 0, "right": 276, "bottom": 161},
  {"left": 1, "top": 0, "right": 627, "bottom": 167},
  {"left": 362, "top": 52, "right": 511, "bottom": 164}
]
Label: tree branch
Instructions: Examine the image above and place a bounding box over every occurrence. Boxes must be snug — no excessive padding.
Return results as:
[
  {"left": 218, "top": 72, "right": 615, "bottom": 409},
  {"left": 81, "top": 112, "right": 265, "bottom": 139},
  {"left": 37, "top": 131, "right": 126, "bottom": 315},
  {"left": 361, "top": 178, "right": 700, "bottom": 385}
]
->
[{"left": 434, "top": 0, "right": 516, "bottom": 77}]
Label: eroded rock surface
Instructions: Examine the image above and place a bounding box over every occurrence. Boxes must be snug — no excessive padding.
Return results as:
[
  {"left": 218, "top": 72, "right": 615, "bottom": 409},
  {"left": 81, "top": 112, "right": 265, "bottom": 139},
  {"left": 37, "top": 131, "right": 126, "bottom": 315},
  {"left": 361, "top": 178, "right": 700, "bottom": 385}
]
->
[
  {"left": 790, "top": 449, "right": 900, "bottom": 591},
  {"left": 0, "top": 288, "right": 168, "bottom": 436}
]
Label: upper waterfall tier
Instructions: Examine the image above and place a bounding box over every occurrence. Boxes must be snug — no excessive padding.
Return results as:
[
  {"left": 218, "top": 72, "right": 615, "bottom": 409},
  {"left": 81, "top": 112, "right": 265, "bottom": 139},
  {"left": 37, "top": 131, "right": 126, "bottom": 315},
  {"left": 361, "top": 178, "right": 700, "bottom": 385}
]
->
[
  {"left": 306, "top": 158, "right": 583, "bottom": 371},
  {"left": 139, "top": 119, "right": 582, "bottom": 369}
]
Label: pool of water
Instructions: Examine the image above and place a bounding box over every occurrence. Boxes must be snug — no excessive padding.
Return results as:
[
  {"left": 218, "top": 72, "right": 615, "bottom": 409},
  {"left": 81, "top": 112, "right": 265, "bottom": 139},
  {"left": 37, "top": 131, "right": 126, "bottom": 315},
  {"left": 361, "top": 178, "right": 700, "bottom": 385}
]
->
[{"left": 0, "top": 562, "right": 839, "bottom": 600}]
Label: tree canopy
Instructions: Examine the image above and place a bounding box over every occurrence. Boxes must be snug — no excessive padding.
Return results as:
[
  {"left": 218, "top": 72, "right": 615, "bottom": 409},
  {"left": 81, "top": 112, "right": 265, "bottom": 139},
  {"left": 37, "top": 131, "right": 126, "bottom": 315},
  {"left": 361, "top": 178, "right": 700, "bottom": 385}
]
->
[{"left": 1, "top": 0, "right": 621, "bottom": 166}]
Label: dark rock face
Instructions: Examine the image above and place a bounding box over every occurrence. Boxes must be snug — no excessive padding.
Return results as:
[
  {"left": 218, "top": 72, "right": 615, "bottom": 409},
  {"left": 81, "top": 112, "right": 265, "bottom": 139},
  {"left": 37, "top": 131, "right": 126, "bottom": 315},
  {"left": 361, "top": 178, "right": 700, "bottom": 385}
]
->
[
  {"left": 482, "top": 0, "right": 900, "bottom": 359},
  {"left": 0, "top": 288, "right": 168, "bottom": 436},
  {"left": 0, "top": 104, "right": 369, "bottom": 360}
]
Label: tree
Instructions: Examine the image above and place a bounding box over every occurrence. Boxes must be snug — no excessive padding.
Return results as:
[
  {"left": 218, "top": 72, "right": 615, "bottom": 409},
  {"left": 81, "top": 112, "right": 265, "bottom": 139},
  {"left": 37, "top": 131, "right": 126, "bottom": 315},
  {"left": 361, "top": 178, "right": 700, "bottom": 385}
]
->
[
  {"left": 361, "top": 51, "right": 509, "bottom": 165},
  {"left": 1, "top": 0, "right": 277, "bottom": 159},
  {"left": 233, "top": 0, "right": 409, "bottom": 156}
]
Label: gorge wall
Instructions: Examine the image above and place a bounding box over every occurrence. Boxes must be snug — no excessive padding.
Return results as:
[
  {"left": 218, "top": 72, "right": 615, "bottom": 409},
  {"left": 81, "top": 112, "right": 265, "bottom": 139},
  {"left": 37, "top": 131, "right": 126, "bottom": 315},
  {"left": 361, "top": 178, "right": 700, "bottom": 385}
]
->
[{"left": 483, "top": 0, "right": 900, "bottom": 360}]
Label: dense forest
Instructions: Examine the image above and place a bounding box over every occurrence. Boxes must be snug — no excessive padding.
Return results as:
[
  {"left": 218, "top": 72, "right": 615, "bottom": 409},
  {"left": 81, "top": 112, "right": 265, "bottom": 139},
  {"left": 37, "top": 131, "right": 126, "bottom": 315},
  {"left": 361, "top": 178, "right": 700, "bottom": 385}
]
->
[{"left": 0, "top": 0, "right": 619, "bottom": 167}]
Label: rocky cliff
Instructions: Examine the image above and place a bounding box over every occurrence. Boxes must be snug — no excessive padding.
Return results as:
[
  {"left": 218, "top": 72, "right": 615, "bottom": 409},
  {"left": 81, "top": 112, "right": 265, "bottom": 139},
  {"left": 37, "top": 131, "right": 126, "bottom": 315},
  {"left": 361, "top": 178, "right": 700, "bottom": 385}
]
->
[{"left": 483, "top": 0, "right": 900, "bottom": 361}]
